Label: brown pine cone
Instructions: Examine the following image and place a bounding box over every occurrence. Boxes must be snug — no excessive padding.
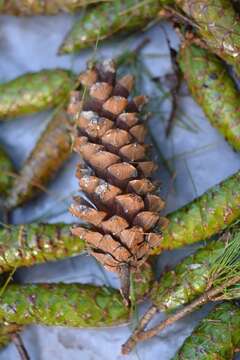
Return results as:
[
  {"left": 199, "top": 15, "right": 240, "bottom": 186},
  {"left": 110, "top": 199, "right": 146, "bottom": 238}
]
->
[{"left": 69, "top": 59, "right": 167, "bottom": 305}]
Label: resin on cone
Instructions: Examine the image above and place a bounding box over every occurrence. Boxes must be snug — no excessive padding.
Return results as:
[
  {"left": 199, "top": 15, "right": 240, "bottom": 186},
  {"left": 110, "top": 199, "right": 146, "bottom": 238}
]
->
[{"left": 69, "top": 59, "right": 166, "bottom": 304}]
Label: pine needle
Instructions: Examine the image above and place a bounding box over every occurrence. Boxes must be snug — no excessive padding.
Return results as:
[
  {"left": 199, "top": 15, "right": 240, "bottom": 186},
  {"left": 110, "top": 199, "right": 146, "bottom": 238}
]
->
[{"left": 209, "top": 230, "right": 240, "bottom": 290}]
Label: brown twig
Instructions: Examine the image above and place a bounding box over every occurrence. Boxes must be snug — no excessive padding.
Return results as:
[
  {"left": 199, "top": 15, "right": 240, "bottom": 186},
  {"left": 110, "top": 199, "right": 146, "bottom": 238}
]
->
[
  {"left": 123, "top": 304, "right": 158, "bottom": 353},
  {"left": 1, "top": 198, "right": 11, "bottom": 224},
  {"left": 137, "top": 304, "right": 158, "bottom": 330},
  {"left": 163, "top": 5, "right": 200, "bottom": 29},
  {"left": 122, "top": 275, "right": 240, "bottom": 354},
  {"left": 133, "top": 37, "right": 150, "bottom": 55},
  {"left": 162, "top": 28, "right": 182, "bottom": 137},
  {"left": 165, "top": 54, "right": 181, "bottom": 136},
  {"left": 12, "top": 334, "right": 30, "bottom": 360}
]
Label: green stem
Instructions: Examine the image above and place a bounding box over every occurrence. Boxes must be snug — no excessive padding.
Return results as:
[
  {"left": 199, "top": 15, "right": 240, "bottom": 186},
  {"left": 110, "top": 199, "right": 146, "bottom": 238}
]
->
[
  {"left": 0, "top": 261, "right": 153, "bottom": 331},
  {"left": 0, "top": 223, "right": 85, "bottom": 272},
  {"left": 0, "top": 262, "right": 152, "bottom": 349},
  {"left": 0, "top": 223, "right": 154, "bottom": 296},
  {"left": 0, "top": 283, "right": 129, "bottom": 327},
  {"left": 173, "top": 302, "right": 240, "bottom": 360},
  {"left": 0, "top": 69, "right": 75, "bottom": 120},
  {"left": 59, "top": 0, "right": 172, "bottom": 54},
  {"left": 178, "top": 42, "right": 240, "bottom": 151}
]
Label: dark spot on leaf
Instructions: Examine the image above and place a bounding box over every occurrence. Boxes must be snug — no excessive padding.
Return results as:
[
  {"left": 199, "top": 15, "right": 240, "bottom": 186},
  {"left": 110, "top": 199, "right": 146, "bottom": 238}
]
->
[{"left": 209, "top": 73, "right": 218, "bottom": 80}]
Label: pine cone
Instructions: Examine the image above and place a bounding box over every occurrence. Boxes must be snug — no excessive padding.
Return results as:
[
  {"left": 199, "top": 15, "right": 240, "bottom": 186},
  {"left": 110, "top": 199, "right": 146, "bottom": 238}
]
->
[{"left": 69, "top": 59, "right": 166, "bottom": 304}]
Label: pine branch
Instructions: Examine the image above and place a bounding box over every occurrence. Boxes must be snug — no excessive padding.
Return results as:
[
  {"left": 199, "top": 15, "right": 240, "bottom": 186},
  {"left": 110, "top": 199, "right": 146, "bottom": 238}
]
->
[
  {"left": 6, "top": 109, "right": 73, "bottom": 209},
  {"left": 0, "top": 223, "right": 85, "bottom": 272},
  {"left": 178, "top": 41, "right": 240, "bottom": 152},
  {"left": 122, "top": 274, "right": 240, "bottom": 354},
  {"left": 163, "top": 27, "right": 182, "bottom": 137},
  {"left": 59, "top": 0, "right": 172, "bottom": 54},
  {"left": 122, "top": 228, "right": 240, "bottom": 353},
  {"left": 176, "top": 0, "right": 240, "bottom": 73},
  {"left": 0, "top": 70, "right": 75, "bottom": 119}
]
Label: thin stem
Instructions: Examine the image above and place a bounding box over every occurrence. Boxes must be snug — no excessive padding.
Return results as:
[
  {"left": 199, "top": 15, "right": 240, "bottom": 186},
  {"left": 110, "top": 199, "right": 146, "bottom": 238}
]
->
[
  {"left": 161, "top": 26, "right": 182, "bottom": 137},
  {"left": 2, "top": 206, "right": 10, "bottom": 225},
  {"left": 137, "top": 305, "right": 158, "bottom": 330},
  {"left": 11, "top": 334, "right": 30, "bottom": 360},
  {"left": 0, "top": 266, "right": 17, "bottom": 297},
  {"left": 122, "top": 275, "right": 240, "bottom": 354},
  {"left": 133, "top": 38, "right": 150, "bottom": 55},
  {"left": 164, "top": 5, "right": 200, "bottom": 29},
  {"left": 165, "top": 80, "right": 180, "bottom": 137}
]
